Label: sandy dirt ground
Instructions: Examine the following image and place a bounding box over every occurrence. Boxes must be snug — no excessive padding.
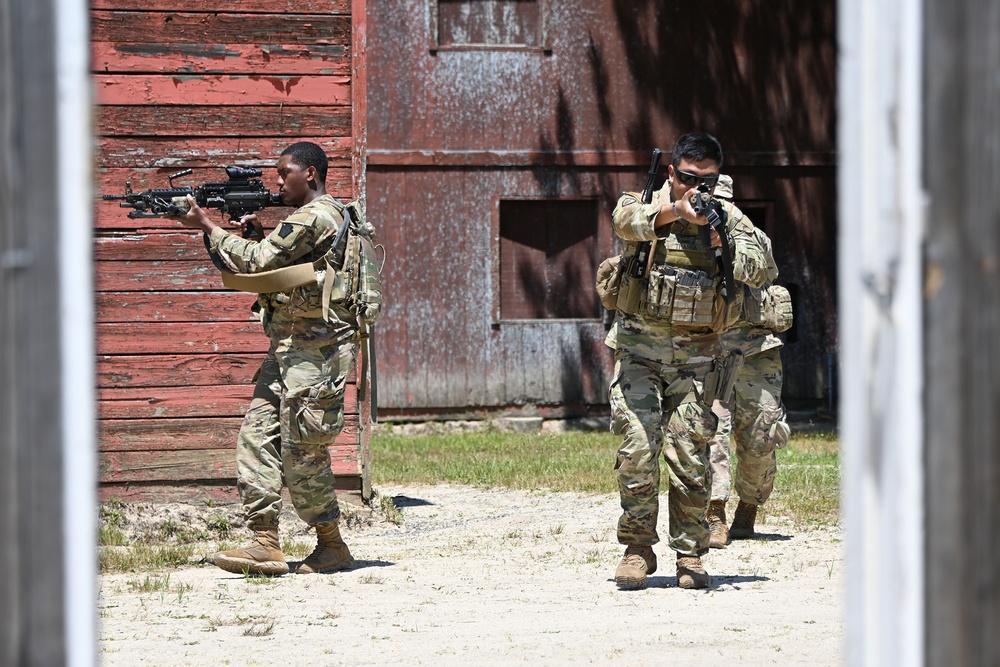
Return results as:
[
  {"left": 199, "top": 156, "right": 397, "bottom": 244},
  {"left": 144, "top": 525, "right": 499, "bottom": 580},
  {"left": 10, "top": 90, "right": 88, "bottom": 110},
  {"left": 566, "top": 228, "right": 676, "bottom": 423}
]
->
[{"left": 98, "top": 484, "right": 843, "bottom": 666}]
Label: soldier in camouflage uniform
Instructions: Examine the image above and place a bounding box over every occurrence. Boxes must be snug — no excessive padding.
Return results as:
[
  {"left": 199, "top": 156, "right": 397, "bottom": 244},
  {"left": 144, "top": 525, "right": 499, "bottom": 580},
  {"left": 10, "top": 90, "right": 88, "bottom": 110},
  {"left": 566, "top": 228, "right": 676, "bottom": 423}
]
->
[
  {"left": 173, "top": 141, "right": 377, "bottom": 576},
  {"left": 607, "top": 134, "right": 771, "bottom": 589},
  {"left": 706, "top": 175, "right": 790, "bottom": 548}
]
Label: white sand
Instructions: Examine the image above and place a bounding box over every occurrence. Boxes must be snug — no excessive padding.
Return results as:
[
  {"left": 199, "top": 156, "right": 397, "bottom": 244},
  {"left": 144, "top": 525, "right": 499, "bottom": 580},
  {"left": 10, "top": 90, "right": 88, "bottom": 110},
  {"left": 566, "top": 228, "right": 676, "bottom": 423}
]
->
[{"left": 98, "top": 484, "right": 843, "bottom": 666}]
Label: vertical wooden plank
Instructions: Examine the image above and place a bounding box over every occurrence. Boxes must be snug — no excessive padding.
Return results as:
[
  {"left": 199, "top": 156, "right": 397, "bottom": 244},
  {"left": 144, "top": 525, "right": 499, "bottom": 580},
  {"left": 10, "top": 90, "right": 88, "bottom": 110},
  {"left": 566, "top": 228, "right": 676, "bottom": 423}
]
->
[
  {"left": 839, "top": 0, "right": 927, "bottom": 663},
  {"left": 0, "top": 0, "right": 72, "bottom": 664},
  {"left": 352, "top": 0, "right": 372, "bottom": 499},
  {"left": 924, "top": 1, "right": 1000, "bottom": 665}
]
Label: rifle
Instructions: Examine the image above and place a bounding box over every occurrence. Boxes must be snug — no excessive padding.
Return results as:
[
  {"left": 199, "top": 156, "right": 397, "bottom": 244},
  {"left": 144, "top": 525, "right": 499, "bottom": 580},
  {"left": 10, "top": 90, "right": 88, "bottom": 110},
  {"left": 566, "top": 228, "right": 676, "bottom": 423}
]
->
[
  {"left": 622, "top": 148, "right": 662, "bottom": 280},
  {"left": 692, "top": 185, "right": 737, "bottom": 304},
  {"left": 103, "top": 166, "right": 285, "bottom": 239}
]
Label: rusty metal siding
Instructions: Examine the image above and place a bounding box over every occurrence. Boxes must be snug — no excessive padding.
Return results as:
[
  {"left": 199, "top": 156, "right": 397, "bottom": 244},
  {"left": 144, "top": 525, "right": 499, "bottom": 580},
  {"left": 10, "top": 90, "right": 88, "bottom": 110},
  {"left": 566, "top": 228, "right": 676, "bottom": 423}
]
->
[
  {"left": 367, "top": 0, "right": 837, "bottom": 414},
  {"left": 92, "top": 0, "right": 369, "bottom": 500}
]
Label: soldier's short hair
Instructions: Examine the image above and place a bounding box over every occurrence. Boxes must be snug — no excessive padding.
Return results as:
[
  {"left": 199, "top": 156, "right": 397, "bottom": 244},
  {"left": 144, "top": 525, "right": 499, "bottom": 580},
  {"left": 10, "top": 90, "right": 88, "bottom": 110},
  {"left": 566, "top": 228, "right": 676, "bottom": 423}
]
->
[
  {"left": 281, "top": 141, "right": 329, "bottom": 184},
  {"left": 671, "top": 133, "right": 724, "bottom": 170}
]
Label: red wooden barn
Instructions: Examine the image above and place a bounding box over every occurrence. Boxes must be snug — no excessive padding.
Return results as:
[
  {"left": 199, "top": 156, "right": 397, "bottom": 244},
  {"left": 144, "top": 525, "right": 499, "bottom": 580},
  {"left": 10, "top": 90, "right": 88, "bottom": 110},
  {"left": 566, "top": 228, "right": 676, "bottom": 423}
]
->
[{"left": 93, "top": 0, "right": 372, "bottom": 501}]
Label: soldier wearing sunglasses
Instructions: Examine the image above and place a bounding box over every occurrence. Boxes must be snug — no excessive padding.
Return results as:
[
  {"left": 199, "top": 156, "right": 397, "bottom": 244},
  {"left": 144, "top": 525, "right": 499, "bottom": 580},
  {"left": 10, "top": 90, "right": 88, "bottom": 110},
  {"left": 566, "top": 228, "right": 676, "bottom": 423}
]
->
[{"left": 606, "top": 133, "right": 771, "bottom": 590}]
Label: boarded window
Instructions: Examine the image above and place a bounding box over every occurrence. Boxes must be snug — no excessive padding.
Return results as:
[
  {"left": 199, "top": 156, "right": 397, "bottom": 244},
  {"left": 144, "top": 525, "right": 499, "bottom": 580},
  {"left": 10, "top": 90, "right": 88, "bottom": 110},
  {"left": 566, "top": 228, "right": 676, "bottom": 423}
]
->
[
  {"left": 435, "top": 0, "right": 544, "bottom": 49},
  {"left": 499, "top": 199, "right": 599, "bottom": 320}
]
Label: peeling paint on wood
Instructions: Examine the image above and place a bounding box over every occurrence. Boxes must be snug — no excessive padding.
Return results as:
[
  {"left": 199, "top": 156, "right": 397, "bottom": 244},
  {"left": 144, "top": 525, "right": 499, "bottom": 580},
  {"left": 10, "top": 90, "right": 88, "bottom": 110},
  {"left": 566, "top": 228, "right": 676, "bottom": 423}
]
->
[
  {"left": 90, "top": 11, "right": 350, "bottom": 44},
  {"left": 96, "top": 138, "right": 352, "bottom": 168},
  {"left": 98, "top": 418, "right": 359, "bottom": 452},
  {"left": 97, "top": 354, "right": 265, "bottom": 388},
  {"left": 91, "top": 1, "right": 349, "bottom": 13},
  {"left": 93, "top": 1, "right": 368, "bottom": 497},
  {"left": 95, "top": 74, "right": 350, "bottom": 105},
  {"left": 96, "top": 321, "right": 266, "bottom": 355},
  {"left": 99, "top": 446, "right": 364, "bottom": 483},
  {"left": 93, "top": 43, "right": 349, "bottom": 76},
  {"left": 98, "top": 106, "right": 351, "bottom": 138},
  {"left": 98, "top": 384, "right": 359, "bottom": 419}
]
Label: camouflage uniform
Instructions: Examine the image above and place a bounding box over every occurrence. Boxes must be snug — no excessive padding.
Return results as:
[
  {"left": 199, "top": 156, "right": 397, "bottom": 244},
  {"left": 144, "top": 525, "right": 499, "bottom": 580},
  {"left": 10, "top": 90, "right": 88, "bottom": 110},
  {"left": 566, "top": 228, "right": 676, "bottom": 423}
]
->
[
  {"left": 607, "top": 182, "right": 770, "bottom": 555},
  {"left": 709, "top": 329, "right": 788, "bottom": 505},
  {"left": 208, "top": 194, "right": 358, "bottom": 528},
  {"left": 708, "top": 220, "right": 790, "bottom": 506}
]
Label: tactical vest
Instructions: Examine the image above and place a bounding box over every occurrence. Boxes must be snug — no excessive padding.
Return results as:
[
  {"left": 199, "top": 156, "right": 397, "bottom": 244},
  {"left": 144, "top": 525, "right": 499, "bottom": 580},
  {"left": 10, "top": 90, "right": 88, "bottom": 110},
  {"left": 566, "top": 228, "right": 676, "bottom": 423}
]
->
[{"left": 618, "top": 219, "right": 736, "bottom": 334}]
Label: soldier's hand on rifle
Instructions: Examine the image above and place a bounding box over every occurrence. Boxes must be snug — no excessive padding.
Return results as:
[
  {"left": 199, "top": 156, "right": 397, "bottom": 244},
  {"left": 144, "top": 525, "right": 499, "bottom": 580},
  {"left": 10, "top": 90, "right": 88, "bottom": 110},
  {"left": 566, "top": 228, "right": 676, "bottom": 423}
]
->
[
  {"left": 683, "top": 193, "right": 723, "bottom": 248},
  {"left": 237, "top": 213, "right": 264, "bottom": 240},
  {"left": 170, "top": 195, "right": 218, "bottom": 235},
  {"left": 659, "top": 192, "right": 722, "bottom": 248}
]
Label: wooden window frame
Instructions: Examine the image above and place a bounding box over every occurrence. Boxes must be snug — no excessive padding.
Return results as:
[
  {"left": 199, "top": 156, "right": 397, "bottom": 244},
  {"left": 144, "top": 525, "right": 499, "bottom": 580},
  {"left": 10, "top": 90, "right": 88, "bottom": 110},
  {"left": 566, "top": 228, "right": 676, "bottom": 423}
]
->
[{"left": 429, "top": 0, "right": 552, "bottom": 55}]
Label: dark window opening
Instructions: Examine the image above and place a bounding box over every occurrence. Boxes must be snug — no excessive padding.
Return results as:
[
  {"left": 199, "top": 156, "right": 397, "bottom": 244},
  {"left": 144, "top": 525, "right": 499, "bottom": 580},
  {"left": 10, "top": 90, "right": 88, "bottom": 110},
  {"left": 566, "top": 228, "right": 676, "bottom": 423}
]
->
[{"left": 499, "top": 199, "right": 599, "bottom": 320}]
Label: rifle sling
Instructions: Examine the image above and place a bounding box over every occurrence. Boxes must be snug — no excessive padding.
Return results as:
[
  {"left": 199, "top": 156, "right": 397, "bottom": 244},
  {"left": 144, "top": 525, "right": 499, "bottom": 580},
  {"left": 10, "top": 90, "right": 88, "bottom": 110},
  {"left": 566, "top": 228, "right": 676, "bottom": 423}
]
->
[{"left": 221, "top": 263, "right": 316, "bottom": 293}]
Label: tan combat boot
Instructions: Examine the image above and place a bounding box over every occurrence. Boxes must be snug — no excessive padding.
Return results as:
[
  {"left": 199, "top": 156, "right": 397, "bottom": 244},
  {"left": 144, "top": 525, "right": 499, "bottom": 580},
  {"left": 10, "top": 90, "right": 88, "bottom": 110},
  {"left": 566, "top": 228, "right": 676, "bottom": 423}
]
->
[
  {"left": 676, "top": 554, "right": 711, "bottom": 589},
  {"left": 729, "top": 500, "right": 759, "bottom": 540},
  {"left": 708, "top": 500, "right": 729, "bottom": 549},
  {"left": 296, "top": 521, "right": 356, "bottom": 574},
  {"left": 614, "top": 544, "right": 657, "bottom": 589},
  {"left": 213, "top": 523, "right": 288, "bottom": 576}
]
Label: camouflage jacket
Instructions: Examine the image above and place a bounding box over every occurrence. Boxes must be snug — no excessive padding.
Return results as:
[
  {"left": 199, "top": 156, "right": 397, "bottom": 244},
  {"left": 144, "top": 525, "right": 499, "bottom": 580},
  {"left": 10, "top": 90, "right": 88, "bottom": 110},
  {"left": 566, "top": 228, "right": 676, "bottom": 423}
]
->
[
  {"left": 208, "top": 194, "right": 356, "bottom": 343},
  {"left": 604, "top": 181, "right": 771, "bottom": 366}
]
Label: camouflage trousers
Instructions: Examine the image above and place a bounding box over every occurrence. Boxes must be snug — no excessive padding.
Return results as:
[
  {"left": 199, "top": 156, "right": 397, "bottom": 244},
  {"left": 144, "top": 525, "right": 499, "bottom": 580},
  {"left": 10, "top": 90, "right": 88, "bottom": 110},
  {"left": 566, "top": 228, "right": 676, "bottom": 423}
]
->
[
  {"left": 709, "top": 346, "right": 789, "bottom": 505},
  {"left": 236, "top": 336, "right": 357, "bottom": 528},
  {"left": 610, "top": 351, "right": 718, "bottom": 556}
]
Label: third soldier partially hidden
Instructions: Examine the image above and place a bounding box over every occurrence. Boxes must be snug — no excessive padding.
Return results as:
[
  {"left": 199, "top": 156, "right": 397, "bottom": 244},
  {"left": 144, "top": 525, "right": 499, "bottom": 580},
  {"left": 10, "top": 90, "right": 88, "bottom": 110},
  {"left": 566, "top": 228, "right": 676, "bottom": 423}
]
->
[{"left": 706, "top": 174, "right": 793, "bottom": 548}]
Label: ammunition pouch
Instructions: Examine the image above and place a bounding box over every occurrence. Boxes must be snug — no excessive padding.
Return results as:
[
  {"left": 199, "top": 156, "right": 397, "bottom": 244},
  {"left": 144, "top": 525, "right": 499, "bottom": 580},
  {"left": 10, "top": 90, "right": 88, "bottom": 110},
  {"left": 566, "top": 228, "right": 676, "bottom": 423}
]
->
[
  {"left": 614, "top": 245, "right": 647, "bottom": 315},
  {"left": 742, "top": 284, "right": 794, "bottom": 333},
  {"left": 642, "top": 266, "right": 736, "bottom": 334}
]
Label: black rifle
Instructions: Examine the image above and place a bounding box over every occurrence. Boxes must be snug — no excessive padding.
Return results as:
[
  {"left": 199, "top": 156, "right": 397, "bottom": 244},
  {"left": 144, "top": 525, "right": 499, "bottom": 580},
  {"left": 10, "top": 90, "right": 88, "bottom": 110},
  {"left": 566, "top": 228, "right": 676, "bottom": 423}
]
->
[
  {"left": 104, "top": 166, "right": 285, "bottom": 239},
  {"left": 622, "top": 148, "right": 662, "bottom": 280},
  {"left": 692, "top": 185, "right": 737, "bottom": 304}
]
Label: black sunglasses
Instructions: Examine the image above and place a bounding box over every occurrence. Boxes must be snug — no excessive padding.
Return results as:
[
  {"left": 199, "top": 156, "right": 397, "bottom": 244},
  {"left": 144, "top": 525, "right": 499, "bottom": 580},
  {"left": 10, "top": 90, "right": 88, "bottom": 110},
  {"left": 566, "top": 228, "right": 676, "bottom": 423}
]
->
[{"left": 674, "top": 169, "right": 720, "bottom": 189}]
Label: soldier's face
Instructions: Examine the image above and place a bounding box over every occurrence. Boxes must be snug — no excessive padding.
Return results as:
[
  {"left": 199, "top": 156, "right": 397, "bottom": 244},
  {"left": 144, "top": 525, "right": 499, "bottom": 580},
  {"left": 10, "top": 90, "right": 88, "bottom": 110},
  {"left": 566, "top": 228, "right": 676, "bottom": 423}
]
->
[
  {"left": 275, "top": 155, "right": 314, "bottom": 207},
  {"left": 669, "top": 158, "right": 720, "bottom": 202}
]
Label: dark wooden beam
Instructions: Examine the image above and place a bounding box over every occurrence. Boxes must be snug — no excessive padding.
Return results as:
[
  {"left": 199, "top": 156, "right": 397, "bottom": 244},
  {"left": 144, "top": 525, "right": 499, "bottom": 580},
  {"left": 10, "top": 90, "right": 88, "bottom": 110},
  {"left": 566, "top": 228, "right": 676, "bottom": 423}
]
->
[{"left": 924, "top": 1, "right": 1000, "bottom": 664}]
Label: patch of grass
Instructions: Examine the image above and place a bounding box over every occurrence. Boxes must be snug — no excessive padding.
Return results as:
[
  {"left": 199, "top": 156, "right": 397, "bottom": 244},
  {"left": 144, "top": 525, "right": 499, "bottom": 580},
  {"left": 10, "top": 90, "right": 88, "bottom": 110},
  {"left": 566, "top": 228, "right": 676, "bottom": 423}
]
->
[
  {"left": 768, "top": 430, "right": 840, "bottom": 526},
  {"left": 99, "top": 524, "right": 128, "bottom": 547},
  {"left": 205, "top": 514, "right": 235, "bottom": 540},
  {"left": 99, "top": 498, "right": 130, "bottom": 546},
  {"left": 372, "top": 431, "right": 619, "bottom": 493},
  {"left": 376, "top": 492, "right": 404, "bottom": 525},
  {"left": 372, "top": 427, "right": 841, "bottom": 527},
  {"left": 127, "top": 573, "right": 173, "bottom": 593},
  {"left": 100, "top": 543, "right": 197, "bottom": 573}
]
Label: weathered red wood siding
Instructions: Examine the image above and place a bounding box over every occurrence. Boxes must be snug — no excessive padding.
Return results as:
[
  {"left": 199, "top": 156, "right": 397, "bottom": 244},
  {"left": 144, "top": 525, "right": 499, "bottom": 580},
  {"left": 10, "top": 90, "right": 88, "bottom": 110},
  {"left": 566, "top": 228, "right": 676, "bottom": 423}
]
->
[
  {"left": 92, "top": 0, "right": 370, "bottom": 501},
  {"left": 366, "top": 0, "right": 837, "bottom": 416}
]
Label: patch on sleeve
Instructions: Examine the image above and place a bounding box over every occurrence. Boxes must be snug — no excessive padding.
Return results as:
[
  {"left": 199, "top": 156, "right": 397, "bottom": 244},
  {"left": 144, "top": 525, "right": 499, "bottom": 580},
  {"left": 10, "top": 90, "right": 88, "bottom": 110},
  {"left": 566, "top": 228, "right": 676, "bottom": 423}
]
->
[{"left": 278, "top": 222, "right": 295, "bottom": 238}]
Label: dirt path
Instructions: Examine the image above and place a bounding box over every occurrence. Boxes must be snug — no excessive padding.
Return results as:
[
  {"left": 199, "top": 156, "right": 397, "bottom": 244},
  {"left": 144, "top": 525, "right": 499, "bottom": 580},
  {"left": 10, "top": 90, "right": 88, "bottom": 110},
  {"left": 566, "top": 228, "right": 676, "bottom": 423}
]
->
[{"left": 98, "top": 484, "right": 843, "bottom": 666}]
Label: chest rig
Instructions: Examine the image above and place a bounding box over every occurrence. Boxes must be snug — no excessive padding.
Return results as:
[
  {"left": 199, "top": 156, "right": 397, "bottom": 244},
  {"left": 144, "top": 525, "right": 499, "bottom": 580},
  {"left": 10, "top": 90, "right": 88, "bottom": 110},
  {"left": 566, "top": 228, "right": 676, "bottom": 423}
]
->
[{"left": 618, "top": 220, "right": 734, "bottom": 333}]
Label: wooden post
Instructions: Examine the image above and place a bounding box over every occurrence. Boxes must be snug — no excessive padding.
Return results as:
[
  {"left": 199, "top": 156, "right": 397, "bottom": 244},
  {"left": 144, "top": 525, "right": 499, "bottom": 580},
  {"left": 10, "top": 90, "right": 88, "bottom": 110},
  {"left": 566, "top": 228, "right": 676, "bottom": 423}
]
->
[
  {"left": 839, "top": 0, "right": 925, "bottom": 664},
  {"left": 923, "top": 1, "right": 1000, "bottom": 665},
  {"left": 0, "top": 0, "right": 95, "bottom": 665}
]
